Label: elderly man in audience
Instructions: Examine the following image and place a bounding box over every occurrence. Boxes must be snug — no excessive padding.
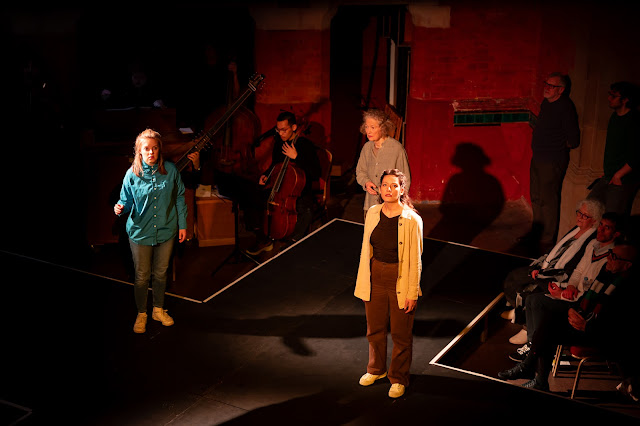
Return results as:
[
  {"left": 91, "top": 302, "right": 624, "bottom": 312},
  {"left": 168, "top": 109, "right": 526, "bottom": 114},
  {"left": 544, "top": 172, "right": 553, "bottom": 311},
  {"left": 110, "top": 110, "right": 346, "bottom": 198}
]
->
[
  {"left": 506, "top": 212, "right": 623, "bottom": 363},
  {"left": 498, "top": 242, "right": 637, "bottom": 393}
]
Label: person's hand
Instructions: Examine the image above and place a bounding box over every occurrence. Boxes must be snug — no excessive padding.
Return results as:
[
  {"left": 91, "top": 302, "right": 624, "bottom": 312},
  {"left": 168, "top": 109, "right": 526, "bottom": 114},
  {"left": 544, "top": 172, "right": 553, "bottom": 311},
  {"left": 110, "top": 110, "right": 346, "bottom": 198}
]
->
[
  {"left": 404, "top": 299, "right": 417, "bottom": 313},
  {"left": 568, "top": 308, "right": 586, "bottom": 331},
  {"left": 365, "top": 181, "right": 378, "bottom": 195},
  {"left": 609, "top": 174, "right": 623, "bottom": 186},
  {"left": 114, "top": 203, "right": 124, "bottom": 215},
  {"left": 178, "top": 229, "right": 187, "bottom": 243},
  {"left": 561, "top": 284, "right": 579, "bottom": 301},
  {"left": 187, "top": 152, "right": 200, "bottom": 170},
  {"left": 548, "top": 282, "right": 562, "bottom": 299},
  {"left": 282, "top": 142, "right": 298, "bottom": 160},
  {"left": 259, "top": 175, "right": 268, "bottom": 185},
  {"left": 531, "top": 269, "right": 540, "bottom": 279}
]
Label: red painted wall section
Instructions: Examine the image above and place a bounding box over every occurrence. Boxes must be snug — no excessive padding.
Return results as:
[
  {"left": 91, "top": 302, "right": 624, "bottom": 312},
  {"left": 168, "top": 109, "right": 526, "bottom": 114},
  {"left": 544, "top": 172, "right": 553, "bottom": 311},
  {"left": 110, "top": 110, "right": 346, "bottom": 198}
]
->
[
  {"left": 406, "top": 4, "right": 544, "bottom": 202},
  {"left": 253, "top": 28, "right": 332, "bottom": 150},
  {"left": 361, "top": 16, "right": 388, "bottom": 109},
  {"left": 533, "top": 7, "right": 577, "bottom": 113},
  {"left": 405, "top": 99, "right": 532, "bottom": 202}
]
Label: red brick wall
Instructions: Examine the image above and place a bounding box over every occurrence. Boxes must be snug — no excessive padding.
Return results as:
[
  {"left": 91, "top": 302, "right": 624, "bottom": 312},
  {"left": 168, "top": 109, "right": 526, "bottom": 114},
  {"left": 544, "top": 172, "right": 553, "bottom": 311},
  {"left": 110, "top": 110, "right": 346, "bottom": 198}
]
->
[
  {"left": 250, "top": 4, "right": 579, "bottom": 203},
  {"left": 253, "top": 29, "right": 332, "bottom": 151},
  {"left": 405, "top": 3, "right": 576, "bottom": 202}
]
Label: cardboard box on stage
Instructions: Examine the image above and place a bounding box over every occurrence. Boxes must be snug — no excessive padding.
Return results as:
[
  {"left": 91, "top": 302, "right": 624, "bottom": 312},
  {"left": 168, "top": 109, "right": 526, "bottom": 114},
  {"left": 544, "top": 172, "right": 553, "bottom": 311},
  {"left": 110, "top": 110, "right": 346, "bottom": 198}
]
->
[{"left": 196, "top": 194, "right": 235, "bottom": 247}]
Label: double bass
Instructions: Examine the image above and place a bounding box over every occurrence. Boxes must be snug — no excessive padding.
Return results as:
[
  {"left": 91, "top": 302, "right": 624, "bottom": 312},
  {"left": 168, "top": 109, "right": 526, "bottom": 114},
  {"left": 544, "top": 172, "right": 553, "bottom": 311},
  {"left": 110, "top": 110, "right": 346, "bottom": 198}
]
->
[
  {"left": 263, "top": 124, "right": 308, "bottom": 240},
  {"left": 208, "top": 64, "right": 262, "bottom": 178},
  {"left": 173, "top": 73, "right": 265, "bottom": 172}
]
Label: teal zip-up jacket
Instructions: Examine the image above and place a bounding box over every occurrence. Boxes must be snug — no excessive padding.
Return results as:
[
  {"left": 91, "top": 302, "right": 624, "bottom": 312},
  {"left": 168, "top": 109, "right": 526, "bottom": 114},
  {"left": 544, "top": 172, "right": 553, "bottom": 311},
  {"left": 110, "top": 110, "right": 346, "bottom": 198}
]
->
[{"left": 117, "top": 161, "right": 187, "bottom": 246}]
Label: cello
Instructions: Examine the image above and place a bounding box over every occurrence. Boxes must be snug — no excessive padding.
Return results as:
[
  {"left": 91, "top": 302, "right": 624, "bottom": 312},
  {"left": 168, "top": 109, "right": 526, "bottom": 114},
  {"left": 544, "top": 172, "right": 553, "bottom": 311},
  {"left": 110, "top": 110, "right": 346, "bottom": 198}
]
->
[
  {"left": 173, "top": 73, "right": 265, "bottom": 172},
  {"left": 263, "top": 123, "right": 308, "bottom": 240}
]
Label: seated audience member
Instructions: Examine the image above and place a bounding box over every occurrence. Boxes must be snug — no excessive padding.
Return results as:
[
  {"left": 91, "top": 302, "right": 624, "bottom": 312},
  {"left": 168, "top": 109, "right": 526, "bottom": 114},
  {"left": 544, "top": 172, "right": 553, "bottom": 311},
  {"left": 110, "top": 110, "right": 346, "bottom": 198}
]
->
[
  {"left": 100, "top": 62, "right": 166, "bottom": 110},
  {"left": 498, "top": 243, "right": 637, "bottom": 393},
  {"left": 508, "top": 212, "right": 623, "bottom": 362},
  {"left": 501, "top": 200, "right": 603, "bottom": 330}
]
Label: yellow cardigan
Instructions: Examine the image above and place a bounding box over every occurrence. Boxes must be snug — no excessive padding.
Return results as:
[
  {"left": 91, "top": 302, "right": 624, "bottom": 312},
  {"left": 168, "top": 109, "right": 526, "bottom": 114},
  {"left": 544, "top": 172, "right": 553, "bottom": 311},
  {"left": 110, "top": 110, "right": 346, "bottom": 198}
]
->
[{"left": 354, "top": 203, "right": 424, "bottom": 308}]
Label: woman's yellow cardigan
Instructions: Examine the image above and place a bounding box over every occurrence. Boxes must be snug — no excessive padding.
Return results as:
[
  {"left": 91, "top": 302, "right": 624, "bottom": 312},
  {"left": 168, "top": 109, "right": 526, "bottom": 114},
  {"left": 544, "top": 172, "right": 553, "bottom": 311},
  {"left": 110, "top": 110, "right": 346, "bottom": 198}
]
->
[{"left": 354, "top": 203, "right": 424, "bottom": 308}]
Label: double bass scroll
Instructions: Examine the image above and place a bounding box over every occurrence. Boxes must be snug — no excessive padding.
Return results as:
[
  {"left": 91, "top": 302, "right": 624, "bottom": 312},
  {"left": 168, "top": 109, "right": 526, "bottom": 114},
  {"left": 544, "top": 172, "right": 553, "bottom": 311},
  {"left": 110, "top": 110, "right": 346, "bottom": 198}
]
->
[{"left": 173, "top": 73, "right": 265, "bottom": 173}]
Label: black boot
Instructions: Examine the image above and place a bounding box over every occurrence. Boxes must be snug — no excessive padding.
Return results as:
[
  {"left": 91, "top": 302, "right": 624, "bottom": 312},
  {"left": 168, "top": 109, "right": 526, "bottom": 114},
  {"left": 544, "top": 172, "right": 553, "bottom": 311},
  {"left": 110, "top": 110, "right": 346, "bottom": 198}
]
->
[
  {"left": 498, "top": 356, "right": 535, "bottom": 380},
  {"left": 521, "top": 355, "right": 550, "bottom": 391},
  {"left": 521, "top": 374, "right": 550, "bottom": 392}
]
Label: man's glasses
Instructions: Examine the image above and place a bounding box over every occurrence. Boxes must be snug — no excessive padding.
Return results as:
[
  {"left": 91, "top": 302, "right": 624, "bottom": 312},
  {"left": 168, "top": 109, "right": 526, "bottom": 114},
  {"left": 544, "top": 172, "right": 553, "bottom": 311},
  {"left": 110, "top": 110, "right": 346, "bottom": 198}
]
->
[
  {"left": 575, "top": 210, "right": 592, "bottom": 220},
  {"left": 608, "top": 91, "right": 622, "bottom": 98},
  {"left": 544, "top": 81, "right": 564, "bottom": 89},
  {"left": 275, "top": 126, "right": 291, "bottom": 134},
  {"left": 608, "top": 250, "right": 633, "bottom": 263}
]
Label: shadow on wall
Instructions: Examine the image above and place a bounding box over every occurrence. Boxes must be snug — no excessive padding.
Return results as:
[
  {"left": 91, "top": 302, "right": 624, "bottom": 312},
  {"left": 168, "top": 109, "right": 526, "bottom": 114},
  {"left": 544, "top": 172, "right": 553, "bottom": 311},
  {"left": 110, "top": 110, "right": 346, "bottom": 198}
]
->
[{"left": 427, "top": 142, "right": 505, "bottom": 245}]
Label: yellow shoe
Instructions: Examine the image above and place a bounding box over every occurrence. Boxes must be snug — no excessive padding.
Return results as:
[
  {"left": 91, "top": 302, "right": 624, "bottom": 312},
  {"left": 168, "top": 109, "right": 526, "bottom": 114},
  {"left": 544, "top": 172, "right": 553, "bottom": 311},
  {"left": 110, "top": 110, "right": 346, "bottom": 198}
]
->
[
  {"left": 388, "top": 383, "right": 405, "bottom": 398},
  {"left": 359, "top": 372, "right": 387, "bottom": 386},
  {"left": 133, "top": 313, "right": 147, "bottom": 333},
  {"left": 152, "top": 307, "right": 174, "bottom": 326}
]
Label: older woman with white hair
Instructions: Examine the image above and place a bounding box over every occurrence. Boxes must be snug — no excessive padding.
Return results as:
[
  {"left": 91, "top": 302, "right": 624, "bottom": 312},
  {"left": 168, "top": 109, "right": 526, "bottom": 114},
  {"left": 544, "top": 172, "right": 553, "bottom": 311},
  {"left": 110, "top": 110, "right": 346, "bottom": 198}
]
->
[
  {"left": 501, "top": 198, "right": 605, "bottom": 344},
  {"left": 355, "top": 109, "right": 411, "bottom": 219}
]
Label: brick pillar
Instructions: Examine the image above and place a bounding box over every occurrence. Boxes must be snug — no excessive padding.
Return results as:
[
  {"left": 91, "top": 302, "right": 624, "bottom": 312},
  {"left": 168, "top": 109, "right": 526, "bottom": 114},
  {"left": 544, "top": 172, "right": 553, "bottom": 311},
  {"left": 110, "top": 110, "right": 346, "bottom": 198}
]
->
[{"left": 248, "top": 6, "right": 335, "bottom": 155}]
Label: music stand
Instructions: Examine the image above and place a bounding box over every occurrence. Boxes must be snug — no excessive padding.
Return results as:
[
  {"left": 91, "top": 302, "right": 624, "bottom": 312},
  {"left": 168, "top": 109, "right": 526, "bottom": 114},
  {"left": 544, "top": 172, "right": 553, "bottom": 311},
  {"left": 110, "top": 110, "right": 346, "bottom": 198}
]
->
[{"left": 211, "top": 197, "right": 259, "bottom": 278}]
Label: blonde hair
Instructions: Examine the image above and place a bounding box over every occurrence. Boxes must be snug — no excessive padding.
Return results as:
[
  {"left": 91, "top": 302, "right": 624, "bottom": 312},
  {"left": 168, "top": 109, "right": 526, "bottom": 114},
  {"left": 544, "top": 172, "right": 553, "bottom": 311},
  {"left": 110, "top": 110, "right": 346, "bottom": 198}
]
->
[
  {"left": 132, "top": 128, "right": 166, "bottom": 177},
  {"left": 359, "top": 108, "right": 396, "bottom": 139}
]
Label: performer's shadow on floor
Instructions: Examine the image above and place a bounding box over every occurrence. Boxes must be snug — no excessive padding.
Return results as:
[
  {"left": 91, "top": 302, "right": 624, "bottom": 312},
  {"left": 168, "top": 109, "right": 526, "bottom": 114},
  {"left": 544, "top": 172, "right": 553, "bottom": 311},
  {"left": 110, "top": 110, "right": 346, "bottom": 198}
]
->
[
  {"left": 186, "top": 314, "right": 467, "bottom": 356},
  {"left": 220, "top": 374, "right": 515, "bottom": 425}
]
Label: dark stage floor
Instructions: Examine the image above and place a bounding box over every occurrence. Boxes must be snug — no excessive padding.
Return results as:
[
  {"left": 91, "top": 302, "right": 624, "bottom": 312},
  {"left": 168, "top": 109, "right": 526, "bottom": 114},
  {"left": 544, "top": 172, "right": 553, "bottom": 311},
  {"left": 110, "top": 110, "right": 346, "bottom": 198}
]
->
[{"left": 2, "top": 219, "right": 639, "bottom": 425}]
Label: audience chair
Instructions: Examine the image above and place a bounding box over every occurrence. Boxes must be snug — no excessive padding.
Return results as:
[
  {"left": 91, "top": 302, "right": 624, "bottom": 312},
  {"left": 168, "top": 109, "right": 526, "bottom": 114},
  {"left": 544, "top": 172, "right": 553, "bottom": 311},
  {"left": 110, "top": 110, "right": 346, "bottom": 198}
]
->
[
  {"left": 384, "top": 103, "right": 403, "bottom": 141},
  {"left": 312, "top": 146, "right": 333, "bottom": 226},
  {"left": 552, "top": 344, "right": 617, "bottom": 399}
]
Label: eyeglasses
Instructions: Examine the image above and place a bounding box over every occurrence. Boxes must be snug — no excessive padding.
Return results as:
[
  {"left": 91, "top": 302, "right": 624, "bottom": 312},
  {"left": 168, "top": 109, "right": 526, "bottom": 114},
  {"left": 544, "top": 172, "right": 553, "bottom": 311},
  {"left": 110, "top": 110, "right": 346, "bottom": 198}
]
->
[
  {"left": 275, "top": 126, "right": 291, "bottom": 134},
  {"left": 608, "top": 250, "right": 633, "bottom": 263},
  {"left": 544, "top": 81, "right": 564, "bottom": 89},
  {"left": 575, "top": 210, "right": 592, "bottom": 220},
  {"left": 608, "top": 91, "right": 622, "bottom": 98}
]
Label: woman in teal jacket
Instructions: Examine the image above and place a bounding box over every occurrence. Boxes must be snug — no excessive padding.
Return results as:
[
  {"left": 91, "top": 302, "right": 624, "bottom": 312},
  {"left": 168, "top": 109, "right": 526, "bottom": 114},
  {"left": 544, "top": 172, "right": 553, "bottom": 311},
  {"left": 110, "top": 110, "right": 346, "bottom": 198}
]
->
[{"left": 114, "top": 128, "right": 187, "bottom": 334}]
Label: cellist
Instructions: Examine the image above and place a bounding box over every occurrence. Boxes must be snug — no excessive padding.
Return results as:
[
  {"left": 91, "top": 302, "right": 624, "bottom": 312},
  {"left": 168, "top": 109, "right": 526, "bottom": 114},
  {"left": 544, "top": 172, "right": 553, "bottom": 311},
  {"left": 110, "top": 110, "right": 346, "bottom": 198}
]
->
[
  {"left": 255, "top": 111, "right": 321, "bottom": 250},
  {"left": 218, "top": 111, "right": 320, "bottom": 256}
]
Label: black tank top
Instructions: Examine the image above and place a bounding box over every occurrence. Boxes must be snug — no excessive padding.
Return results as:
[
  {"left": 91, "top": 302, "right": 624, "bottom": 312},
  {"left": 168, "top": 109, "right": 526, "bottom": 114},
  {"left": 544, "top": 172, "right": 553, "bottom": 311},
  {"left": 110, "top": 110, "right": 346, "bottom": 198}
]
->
[{"left": 370, "top": 211, "right": 399, "bottom": 263}]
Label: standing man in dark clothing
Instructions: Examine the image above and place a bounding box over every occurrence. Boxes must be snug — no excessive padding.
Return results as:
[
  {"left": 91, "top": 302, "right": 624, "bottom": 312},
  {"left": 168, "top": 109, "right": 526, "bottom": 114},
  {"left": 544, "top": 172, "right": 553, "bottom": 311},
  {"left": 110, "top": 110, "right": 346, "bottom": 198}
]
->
[
  {"left": 524, "top": 72, "right": 581, "bottom": 254},
  {"left": 588, "top": 81, "right": 640, "bottom": 216}
]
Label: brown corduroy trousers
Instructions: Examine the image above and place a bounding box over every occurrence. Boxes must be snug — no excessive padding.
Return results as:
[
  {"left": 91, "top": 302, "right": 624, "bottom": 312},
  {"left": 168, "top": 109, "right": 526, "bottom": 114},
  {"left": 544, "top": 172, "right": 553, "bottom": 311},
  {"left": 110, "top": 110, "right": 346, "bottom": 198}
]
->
[{"left": 364, "top": 258, "right": 415, "bottom": 386}]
